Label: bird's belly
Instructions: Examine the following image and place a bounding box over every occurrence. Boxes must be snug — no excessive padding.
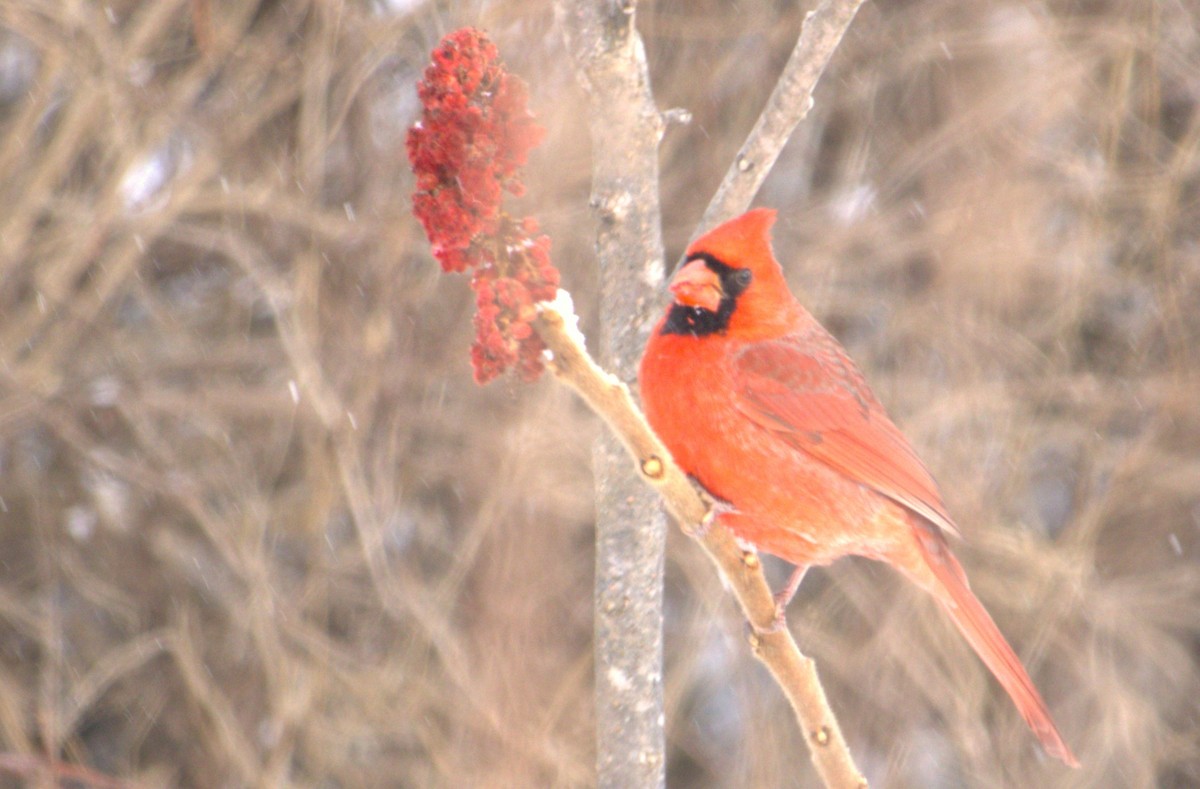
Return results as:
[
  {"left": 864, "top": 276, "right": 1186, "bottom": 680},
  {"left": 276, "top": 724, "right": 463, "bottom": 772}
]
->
[{"left": 674, "top": 402, "right": 897, "bottom": 566}]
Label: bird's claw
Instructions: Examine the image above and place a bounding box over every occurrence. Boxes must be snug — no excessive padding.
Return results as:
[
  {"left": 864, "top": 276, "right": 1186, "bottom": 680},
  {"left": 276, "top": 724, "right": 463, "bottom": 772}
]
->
[
  {"left": 768, "top": 594, "right": 791, "bottom": 633},
  {"left": 761, "top": 565, "right": 809, "bottom": 634},
  {"left": 689, "top": 498, "right": 736, "bottom": 539},
  {"left": 751, "top": 607, "right": 789, "bottom": 636}
]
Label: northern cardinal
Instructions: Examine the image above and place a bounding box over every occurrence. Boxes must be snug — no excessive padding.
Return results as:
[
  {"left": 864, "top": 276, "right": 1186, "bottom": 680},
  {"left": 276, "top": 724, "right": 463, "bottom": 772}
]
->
[{"left": 639, "top": 208, "right": 1078, "bottom": 767}]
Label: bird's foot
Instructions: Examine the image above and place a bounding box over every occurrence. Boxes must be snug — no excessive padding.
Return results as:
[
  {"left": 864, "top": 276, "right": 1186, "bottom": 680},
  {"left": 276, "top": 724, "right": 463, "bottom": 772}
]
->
[
  {"left": 752, "top": 611, "right": 789, "bottom": 636},
  {"left": 689, "top": 498, "right": 736, "bottom": 540},
  {"left": 744, "top": 565, "right": 810, "bottom": 636},
  {"left": 763, "top": 565, "right": 809, "bottom": 633}
]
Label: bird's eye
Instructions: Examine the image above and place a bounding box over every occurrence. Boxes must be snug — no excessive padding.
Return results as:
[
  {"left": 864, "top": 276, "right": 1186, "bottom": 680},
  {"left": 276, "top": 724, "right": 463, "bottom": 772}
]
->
[{"left": 733, "top": 269, "right": 752, "bottom": 288}]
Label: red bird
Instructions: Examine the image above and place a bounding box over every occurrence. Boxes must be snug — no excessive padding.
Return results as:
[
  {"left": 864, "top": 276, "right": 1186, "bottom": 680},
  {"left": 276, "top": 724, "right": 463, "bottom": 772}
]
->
[{"left": 639, "top": 208, "right": 1078, "bottom": 767}]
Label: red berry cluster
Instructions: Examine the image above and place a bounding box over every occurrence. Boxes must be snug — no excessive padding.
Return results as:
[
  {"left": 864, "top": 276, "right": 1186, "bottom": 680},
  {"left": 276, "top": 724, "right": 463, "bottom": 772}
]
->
[
  {"left": 407, "top": 28, "right": 559, "bottom": 384},
  {"left": 470, "top": 217, "right": 559, "bottom": 383}
]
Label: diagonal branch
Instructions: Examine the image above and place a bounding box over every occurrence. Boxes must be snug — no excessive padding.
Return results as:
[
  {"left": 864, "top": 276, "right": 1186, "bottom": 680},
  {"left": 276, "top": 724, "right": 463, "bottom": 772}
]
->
[
  {"left": 698, "top": 0, "right": 868, "bottom": 233},
  {"left": 535, "top": 298, "right": 867, "bottom": 789}
]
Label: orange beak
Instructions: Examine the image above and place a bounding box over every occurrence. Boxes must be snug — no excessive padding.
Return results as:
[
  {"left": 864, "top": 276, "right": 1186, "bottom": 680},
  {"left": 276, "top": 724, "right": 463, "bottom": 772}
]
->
[{"left": 669, "top": 259, "right": 723, "bottom": 312}]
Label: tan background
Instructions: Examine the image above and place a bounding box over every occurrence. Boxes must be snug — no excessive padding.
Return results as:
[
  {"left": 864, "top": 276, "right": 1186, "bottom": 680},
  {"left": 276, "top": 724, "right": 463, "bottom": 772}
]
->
[{"left": 0, "top": 1, "right": 1196, "bottom": 786}]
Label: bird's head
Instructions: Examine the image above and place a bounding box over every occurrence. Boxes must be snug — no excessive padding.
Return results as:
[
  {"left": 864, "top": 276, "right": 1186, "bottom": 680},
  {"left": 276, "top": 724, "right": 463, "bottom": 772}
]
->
[{"left": 663, "top": 208, "right": 802, "bottom": 340}]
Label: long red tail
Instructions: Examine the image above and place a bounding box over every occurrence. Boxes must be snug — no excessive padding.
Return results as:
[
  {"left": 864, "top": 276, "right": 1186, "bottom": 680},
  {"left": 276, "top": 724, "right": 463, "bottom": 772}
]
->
[{"left": 910, "top": 527, "right": 1079, "bottom": 768}]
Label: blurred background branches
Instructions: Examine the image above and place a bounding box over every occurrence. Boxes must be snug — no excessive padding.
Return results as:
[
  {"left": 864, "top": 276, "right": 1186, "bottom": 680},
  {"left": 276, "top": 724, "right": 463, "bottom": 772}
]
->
[{"left": 0, "top": 0, "right": 1196, "bottom": 786}]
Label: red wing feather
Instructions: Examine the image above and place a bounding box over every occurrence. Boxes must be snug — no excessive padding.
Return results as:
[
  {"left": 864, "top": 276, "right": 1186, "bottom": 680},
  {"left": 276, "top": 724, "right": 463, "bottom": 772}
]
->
[{"left": 733, "top": 336, "right": 962, "bottom": 539}]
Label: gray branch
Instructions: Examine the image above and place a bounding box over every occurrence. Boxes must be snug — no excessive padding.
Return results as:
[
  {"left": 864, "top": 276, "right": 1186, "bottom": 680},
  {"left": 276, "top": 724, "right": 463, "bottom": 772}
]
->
[{"left": 555, "top": 1, "right": 668, "bottom": 787}]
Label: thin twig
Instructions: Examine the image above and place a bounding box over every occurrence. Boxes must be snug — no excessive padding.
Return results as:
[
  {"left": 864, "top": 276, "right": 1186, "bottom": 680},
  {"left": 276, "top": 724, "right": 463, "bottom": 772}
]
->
[
  {"left": 535, "top": 299, "right": 867, "bottom": 789},
  {"left": 0, "top": 753, "right": 139, "bottom": 789},
  {"left": 698, "top": 0, "right": 868, "bottom": 234}
]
